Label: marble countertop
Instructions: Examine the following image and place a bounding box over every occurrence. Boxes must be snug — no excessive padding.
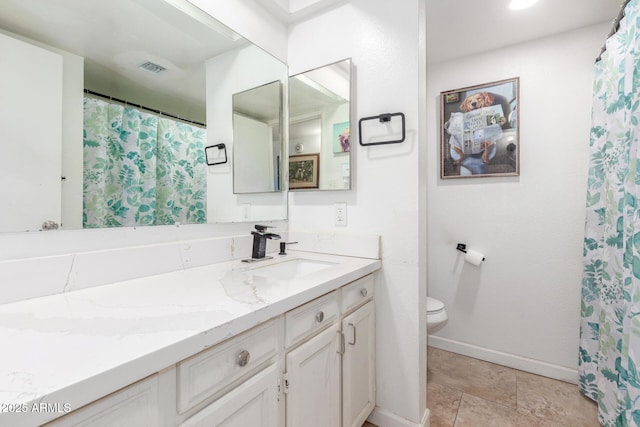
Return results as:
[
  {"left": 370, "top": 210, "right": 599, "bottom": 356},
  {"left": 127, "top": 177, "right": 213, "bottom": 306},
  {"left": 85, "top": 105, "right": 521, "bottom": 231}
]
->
[{"left": 0, "top": 251, "right": 380, "bottom": 426}]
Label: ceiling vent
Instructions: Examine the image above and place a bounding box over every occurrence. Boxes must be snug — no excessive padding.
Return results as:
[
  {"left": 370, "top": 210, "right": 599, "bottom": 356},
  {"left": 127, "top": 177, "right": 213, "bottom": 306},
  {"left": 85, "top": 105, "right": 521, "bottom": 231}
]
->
[{"left": 139, "top": 61, "right": 167, "bottom": 74}]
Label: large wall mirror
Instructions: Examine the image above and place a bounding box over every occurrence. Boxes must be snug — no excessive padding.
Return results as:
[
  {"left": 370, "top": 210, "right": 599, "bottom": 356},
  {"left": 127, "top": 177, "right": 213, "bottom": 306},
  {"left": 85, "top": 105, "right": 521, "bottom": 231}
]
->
[
  {"left": 0, "top": 0, "right": 287, "bottom": 232},
  {"left": 289, "top": 59, "right": 351, "bottom": 191},
  {"left": 233, "top": 81, "right": 283, "bottom": 194}
]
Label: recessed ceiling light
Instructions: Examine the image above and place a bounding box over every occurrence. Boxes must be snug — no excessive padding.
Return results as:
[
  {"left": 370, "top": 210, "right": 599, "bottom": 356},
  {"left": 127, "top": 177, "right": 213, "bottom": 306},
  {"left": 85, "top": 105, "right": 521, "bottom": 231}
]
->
[{"left": 509, "top": 0, "right": 539, "bottom": 10}]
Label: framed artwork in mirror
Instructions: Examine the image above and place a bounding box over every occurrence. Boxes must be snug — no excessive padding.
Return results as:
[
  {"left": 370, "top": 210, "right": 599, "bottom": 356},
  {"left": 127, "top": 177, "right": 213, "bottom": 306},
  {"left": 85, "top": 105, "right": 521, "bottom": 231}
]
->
[
  {"left": 289, "top": 154, "right": 319, "bottom": 189},
  {"left": 333, "top": 121, "right": 350, "bottom": 153},
  {"left": 440, "top": 77, "right": 519, "bottom": 179}
]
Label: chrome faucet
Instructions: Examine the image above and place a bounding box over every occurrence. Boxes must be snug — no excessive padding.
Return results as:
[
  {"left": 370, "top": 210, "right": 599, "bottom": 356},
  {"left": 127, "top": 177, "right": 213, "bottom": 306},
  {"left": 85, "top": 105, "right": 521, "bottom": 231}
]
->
[{"left": 243, "top": 225, "right": 281, "bottom": 262}]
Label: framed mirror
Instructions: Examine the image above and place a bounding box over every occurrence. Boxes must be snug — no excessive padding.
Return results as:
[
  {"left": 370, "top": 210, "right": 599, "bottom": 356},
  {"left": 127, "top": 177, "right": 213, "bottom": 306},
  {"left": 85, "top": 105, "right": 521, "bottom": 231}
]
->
[
  {"left": 233, "top": 81, "right": 283, "bottom": 194},
  {"left": 288, "top": 58, "right": 352, "bottom": 191},
  {"left": 0, "top": 0, "right": 288, "bottom": 232}
]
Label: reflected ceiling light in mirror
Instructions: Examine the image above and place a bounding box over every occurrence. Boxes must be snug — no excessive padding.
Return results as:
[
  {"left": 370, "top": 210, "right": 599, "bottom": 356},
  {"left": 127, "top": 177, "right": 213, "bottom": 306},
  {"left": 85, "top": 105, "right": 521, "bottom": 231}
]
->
[{"left": 508, "top": 0, "right": 539, "bottom": 10}]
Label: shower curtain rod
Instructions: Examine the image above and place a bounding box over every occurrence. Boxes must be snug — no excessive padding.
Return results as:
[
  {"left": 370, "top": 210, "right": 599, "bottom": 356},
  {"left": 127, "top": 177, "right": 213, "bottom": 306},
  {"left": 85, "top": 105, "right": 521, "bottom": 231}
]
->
[
  {"left": 596, "top": 0, "right": 632, "bottom": 62},
  {"left": 83, "top": 89, "right": 206, "bottom": 128}
]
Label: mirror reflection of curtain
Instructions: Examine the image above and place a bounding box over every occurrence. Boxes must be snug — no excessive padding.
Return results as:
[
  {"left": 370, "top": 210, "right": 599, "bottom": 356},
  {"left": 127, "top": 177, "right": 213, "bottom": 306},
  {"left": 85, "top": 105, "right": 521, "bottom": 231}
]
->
[{"left": 83, "top": 97, "right": 207, "bottom": 228}]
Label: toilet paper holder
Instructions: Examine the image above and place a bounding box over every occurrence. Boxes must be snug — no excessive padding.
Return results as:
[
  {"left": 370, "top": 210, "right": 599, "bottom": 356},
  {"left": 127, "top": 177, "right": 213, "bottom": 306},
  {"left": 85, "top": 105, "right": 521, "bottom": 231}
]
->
[
  {"left": 455, "top": 243, "right": 468, "bottom": 253},
  {"left": 456, "top": 243, "right": 486, "bottom": 261}
]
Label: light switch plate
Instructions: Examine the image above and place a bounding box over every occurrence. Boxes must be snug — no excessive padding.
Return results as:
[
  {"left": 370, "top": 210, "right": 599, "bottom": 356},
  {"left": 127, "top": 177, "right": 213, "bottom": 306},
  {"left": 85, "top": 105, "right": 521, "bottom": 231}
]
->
[
  {"left": 334, "top": 203, "right": 347, "bottom": 226},
  {"left": 242, "top": 204, "right": 251, "bottom": 220}
]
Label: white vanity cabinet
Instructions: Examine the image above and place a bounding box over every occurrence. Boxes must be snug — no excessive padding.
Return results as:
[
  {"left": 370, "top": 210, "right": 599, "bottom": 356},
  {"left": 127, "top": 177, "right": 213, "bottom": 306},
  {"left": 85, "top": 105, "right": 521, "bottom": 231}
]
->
[
  {"left": 284, "top": 292, "right": 342, "bottom": 427},
  {"left": 42, "top": 272, "right": 376, "bottom": 427},
  {"left": 342, "top": 300, "right": 375, "bottom": 427},
  {"left": 283, "top": 274, "right": 375, "bottom": 427},
  {"left": 341, "top": 276, "right": 376, "bottom": 427}
]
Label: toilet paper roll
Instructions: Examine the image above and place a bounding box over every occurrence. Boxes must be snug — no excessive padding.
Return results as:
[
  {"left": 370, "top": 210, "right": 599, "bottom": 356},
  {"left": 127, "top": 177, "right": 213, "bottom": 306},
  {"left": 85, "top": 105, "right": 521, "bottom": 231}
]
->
[{"left": 464, "top": 249, "right": 485, "bottom": 266}]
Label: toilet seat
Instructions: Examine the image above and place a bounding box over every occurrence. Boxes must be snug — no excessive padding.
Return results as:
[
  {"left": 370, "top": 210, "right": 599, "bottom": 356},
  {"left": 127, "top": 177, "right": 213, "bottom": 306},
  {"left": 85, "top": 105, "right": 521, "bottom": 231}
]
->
[
  {"left": 427, "top": 296, "right": 444, "bottom": 313},
  {"left": 426, "top": 296, "right": 448, "bottom": 333}
]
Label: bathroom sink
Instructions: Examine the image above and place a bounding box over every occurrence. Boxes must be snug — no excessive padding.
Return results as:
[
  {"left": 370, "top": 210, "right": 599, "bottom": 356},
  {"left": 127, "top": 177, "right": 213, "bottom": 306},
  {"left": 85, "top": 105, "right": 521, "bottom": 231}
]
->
[{"left": 247, "top": 258, "right": 337, "bottom": 281}]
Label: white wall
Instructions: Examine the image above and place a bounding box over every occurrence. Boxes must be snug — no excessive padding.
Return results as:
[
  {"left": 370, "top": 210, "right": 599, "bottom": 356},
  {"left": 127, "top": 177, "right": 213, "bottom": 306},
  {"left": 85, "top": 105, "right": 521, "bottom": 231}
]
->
[
  {"left": 206, "top": 44, "right": 288, "bottom": 222},
  {"left": 290, "top": 117, "right": 322, "bottom": 155},
  {"left": 318, "top": 102, "right": 350, "bottom": 189},
  {"left": 233, "top": 113, "right": 275, "bottom": 193},
  {"left": 288, "top": 0, "right": 428, "bottom": 425},
  {"left": 426, "top": 23, "right": 610, "bottom": 381}
]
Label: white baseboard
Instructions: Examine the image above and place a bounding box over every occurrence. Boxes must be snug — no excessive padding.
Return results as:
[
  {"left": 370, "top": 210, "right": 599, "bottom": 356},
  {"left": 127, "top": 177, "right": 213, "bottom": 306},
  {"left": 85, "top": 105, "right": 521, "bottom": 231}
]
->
[
  {"left": 367, "top": 407, "right": 430, "bottom": 427},
  {"left": 428, "top": 335, "right": 578, "bottom": 384}
]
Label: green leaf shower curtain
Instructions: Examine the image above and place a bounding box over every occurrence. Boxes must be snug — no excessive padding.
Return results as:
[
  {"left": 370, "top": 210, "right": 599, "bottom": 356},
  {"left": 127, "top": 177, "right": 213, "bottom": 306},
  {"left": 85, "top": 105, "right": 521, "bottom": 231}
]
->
[
  {"left": 579, "top": 0, "right": 640, "bottom": 425},
  {"left": 83, "top": 97, "right": 207, "bottom": 228}
]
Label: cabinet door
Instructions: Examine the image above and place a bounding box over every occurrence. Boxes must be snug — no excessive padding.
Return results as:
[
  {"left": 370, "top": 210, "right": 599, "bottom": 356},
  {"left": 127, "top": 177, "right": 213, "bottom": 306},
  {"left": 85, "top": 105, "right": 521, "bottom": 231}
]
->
[
  {"left": 180, "top": 364, "right": 278, "bottom": 427},
  {"left": 0, "top": 32, "right": 62, "bottom": 232},
  {"left": 286, "top": 323, "right": 341, "bottom": 427},
  {"left": 342, "top": 301, "right": 375, "bottom": 427}
]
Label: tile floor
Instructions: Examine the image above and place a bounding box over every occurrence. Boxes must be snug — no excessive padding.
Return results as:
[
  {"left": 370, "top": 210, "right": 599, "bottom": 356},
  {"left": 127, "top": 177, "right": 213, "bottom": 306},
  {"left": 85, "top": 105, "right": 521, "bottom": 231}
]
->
[
  {"left": 362, "top": 347, "right": 600, "bottom": 427},
  {"left": 427, "top": 347, "right": 599, "bottom": 427}
]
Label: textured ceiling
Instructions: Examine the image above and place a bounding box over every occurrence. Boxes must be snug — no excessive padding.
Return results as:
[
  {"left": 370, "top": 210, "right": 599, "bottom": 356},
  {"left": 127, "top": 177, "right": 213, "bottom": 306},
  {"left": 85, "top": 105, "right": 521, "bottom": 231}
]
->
[
  {"left": 426, "top": 0, "right": 622, "bottom": 63},
  {"left": 254, "top": 0, "right": 622, "bottom": 63}
]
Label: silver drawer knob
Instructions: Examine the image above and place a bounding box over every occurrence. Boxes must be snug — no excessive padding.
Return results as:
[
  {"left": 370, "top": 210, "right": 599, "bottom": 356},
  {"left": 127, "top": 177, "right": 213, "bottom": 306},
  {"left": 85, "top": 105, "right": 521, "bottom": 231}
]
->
[
  {"left": 315, "top": 311, "right": 325, "bottom": 323},
  {"left": 360, "top": 288, "right": 368, "bottom": 297},
  {"left": 237, "top": 350, "right": 250, "bottom": 367}
]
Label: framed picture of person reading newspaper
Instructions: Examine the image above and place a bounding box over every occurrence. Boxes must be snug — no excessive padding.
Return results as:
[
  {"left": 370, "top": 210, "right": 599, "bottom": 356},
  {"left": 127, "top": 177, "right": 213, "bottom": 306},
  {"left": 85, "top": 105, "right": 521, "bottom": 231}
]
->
[{"left": 440, "top": 77, "right": 519, "bottom": 179}]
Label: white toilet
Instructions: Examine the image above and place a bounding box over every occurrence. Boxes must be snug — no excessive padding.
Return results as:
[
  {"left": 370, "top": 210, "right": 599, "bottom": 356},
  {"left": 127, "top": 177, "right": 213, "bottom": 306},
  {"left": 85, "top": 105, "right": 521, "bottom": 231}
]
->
[{"left": 427, "top": 297, "right": 448, "bottom": 333}]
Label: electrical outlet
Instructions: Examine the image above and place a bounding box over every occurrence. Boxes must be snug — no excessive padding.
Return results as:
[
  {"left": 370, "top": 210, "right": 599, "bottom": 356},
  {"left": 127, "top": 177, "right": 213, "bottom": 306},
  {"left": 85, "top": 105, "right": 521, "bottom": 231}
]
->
[{"left": 334, "top": 203, "right": 347, "bottom": 226}]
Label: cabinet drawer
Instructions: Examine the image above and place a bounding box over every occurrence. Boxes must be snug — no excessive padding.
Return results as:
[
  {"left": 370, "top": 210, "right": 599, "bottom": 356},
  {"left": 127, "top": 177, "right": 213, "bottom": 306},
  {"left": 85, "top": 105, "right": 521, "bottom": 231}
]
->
[
  {"left": 341, "top": 274, "right": 374, "bottom": 314},
  {"left": 45, "top": 375, "right": 158, "bottom": 427},
  {"left": 285, "top": 291, "right": 339, "bottom": 348},
  {"left": 177, "top": 319, "right": 279, "bottom": 414}
]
